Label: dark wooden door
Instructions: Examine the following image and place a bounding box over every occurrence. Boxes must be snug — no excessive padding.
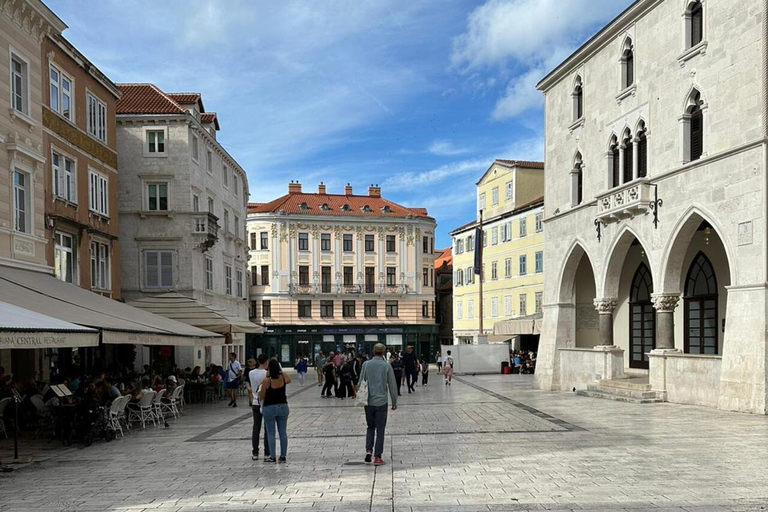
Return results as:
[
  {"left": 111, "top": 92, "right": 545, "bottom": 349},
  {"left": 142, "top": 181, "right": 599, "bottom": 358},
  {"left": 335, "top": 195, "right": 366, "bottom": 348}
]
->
[{"left": 629, "top": 263, "right": 655, "bottom": 369}]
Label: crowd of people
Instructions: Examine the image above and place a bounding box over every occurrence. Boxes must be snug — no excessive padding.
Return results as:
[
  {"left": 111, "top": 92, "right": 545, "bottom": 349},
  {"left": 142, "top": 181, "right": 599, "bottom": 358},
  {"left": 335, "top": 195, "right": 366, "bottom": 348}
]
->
[{"left": 511, "top": 350, "right": 537, "bottom": 374}]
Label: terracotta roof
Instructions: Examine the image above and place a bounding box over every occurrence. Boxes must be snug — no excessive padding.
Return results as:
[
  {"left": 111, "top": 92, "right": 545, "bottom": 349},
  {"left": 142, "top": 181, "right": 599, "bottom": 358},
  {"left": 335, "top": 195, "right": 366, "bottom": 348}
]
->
[
  {"left": 247, "top": 193, "right": 431, "bottom": 219},
  {"left": 434, "top": 247, "right": 452, "bottom": 269},
  {"left": 495, "top": 159, "right": 544, "bottom": 169},
  {"left": 116, "top": 84, "right": 188, "bottom": 115},
  {"left": 167, "top": 93, "right": 200, "bottom": 104},
  {"left": 201, "top": 112, "right": 220, "bottom": 130}
]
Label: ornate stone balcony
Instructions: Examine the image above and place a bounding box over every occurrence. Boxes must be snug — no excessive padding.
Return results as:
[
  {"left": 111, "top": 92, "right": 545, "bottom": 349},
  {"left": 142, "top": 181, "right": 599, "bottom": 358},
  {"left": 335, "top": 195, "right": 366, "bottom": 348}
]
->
[
  {"left": 287, "top": 283, "right": 409, "bottom": 296},
  {"left": 596, "top": 179, "right": 652, "bottom": 223}
]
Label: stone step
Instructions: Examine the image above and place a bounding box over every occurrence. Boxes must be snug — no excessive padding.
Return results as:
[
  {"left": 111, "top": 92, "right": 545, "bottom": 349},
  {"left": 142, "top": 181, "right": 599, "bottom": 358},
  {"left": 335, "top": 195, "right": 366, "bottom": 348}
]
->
[
  {"left": 587, "top": 384, "right": 660, "bottom": 400},
  {"left": 576, "top": 389, "right": 664, "bottom": 404},
  {"left": 598, "top": 378, "right": 652, "bottom": 391}
]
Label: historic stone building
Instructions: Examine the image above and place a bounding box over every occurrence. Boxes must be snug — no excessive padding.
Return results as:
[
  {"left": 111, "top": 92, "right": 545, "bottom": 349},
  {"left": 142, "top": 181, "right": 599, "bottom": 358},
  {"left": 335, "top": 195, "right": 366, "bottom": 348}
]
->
[
  {"left": 535, "top": 0, "right": 768, "bottom": 413},
  {"left": 434, "top": 247, "right": 453, "bottom": 346},
  {"left": 116, "top": 84, "right": 251, "bottom": 370},
  {"left": 247, "top": 182, "right": 437, "bottom": 364},
  {"left": 451, "top": 160, "right": 544, "bottom": 349}
]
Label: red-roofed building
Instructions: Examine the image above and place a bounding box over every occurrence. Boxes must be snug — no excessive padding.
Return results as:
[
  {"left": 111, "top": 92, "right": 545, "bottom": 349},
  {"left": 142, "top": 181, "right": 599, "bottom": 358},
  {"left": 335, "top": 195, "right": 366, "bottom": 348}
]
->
[
  {"left": 247, "top": 181, "right": 438, "bottom": 363},
  {"left": 434, "top": 248, "right": 453, "bottom": 346},
  {"left": 116, "top": 83, "right": 252, "bottom": 370}
]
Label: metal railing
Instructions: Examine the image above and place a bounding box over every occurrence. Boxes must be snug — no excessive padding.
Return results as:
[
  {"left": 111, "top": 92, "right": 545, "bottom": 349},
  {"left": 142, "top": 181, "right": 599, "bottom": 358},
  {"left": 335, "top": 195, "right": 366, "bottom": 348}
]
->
[{"left": 287, "top": 282, "right": 409, "bottom": 296}]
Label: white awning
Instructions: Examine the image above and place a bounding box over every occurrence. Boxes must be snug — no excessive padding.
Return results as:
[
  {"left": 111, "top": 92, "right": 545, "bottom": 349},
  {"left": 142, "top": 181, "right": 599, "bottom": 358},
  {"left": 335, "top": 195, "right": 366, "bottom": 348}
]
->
[
  {"left": 128, "top": 293, "right": 264, "bottom": 334},
  {"left": 0, "top": 300, "right": 99, "bottom": 349},
  {"left": 0, "top": 267, "right": 222, "bottom": 346},
  {"left": 493, "top": 316, "right": 543, "bottom": 336}
]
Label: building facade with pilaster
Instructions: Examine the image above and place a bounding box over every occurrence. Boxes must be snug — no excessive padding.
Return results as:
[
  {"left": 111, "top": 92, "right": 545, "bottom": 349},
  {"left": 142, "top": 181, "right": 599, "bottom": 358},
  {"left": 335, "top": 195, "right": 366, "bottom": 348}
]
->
[
  {"left": 247, "top": 181, "right": 437, "bottom": 365},
  {"left": 535, "top": 0, "right": 768, "bottom": 413}
]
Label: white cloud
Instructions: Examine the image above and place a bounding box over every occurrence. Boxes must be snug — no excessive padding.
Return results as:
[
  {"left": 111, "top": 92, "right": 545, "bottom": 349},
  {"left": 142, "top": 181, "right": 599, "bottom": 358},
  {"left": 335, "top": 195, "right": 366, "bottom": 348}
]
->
[
  {"left": 451, "top": 0, "right": 633, "bottom": 119},
  {"left": 428, "top": 140, "right": 472, "bottom": 156},
  {"left": 383, "top": 158, "right": 490, "bottom": 191}
]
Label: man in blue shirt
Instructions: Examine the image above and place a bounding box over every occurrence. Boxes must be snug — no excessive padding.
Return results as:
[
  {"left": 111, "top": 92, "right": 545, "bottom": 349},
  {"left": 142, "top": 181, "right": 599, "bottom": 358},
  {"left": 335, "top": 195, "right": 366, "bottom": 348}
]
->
[{"left": 356, "top": 343, "right": 397, "bottom": 465}]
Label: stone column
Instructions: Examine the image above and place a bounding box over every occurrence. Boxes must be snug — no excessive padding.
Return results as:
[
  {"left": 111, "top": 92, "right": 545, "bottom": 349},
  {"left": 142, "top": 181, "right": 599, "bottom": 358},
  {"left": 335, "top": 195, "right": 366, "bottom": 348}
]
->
[
  {"left": 632, "top": 136, "right": 640, "bottom": 180},
  {"left": 651, "top": 293, "right": 680, "bottom": 350},
  {"left": 593, "top": 298, "right": 617, "bottom": 346}
]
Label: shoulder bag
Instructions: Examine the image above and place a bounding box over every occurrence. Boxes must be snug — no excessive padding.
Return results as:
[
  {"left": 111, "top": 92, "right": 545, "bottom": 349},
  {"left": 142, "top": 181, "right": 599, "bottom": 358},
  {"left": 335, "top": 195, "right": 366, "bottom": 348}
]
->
[{"left": 355, "top": 363, "right": 368, "bottom": 407}]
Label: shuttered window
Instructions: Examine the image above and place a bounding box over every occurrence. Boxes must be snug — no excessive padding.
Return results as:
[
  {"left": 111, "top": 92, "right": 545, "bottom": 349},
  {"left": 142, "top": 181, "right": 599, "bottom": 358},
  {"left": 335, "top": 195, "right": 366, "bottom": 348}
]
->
[
  {"left": 612, "top": 146, "right": 620, "bottom": 187},
  {"left": 690, "top": 3, "right": 703, "bottom": 47},
  {"left": 623, "top": 138, "right": 633, "bottom": 183},
  {"left": 690, "top": 107, "right": 703, "bottom": 161},
  {"left": 624, "top": 50, "right": 634, "bottom": 87},
  {"left": 638, "top": 131, "right": 648, "bottom": 177},
  {"left": 576, "top": 168, "right": 583, "bottom": 204},
  {"left": 145, "top": 250, "right": 173, "bottom": 288},
  {"left": 575, "top": 85, "right": 583, "bottom": 120}
]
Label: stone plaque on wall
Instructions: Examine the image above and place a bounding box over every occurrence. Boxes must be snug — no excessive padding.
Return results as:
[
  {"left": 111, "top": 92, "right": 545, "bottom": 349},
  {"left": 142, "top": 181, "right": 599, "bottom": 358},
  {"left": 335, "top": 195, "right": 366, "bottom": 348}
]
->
[
  {"left": 576, "top": 304, "right": 598, "bottom": 329},
  {"left": 13, "top": 237, "right": 34, "bottom": 257},
  {"left": 738, "top": 221, "right": 753, "bottom": 246}
]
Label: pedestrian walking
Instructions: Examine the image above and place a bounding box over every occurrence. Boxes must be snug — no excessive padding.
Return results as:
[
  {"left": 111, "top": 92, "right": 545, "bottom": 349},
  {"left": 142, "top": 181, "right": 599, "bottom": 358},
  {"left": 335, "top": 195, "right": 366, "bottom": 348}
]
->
[
  {"left": 339, "top": 360, "right": 355, "bottom": 399},
  {"left": 226, "top": 352, "right": 242, "bottom": 407},
  {"left": 259, "top": 359, "right": 291, "bottom": 463},
  {"left": 352, "top": 354, "right": 364, "bottom": 386},
  {"left": 402, "top": 345, "right": 418, "bottom": 394},
  {"left": 420, "top": 357, "right": 429, "bottom": 386},
  {"left": 356, "top": 343, "right": 397, "bottom": 465},
  {"left": 248, "top": 354, "right": 270, "bottom": 461},
  {"left": 315, "top": 351, "right": 325, "bottom": 386},
  {"left": 443, "top": 350, "right": 454, "bottom": 385},
  {"left": 321, "top": 360, "right": 336, "bottom": 398},
  {"left": 295, "top": 358, "right": 307, "bottom": 386},
  {"left": 436, "top": 351, "right": 443, "bottom": 374},
  {"left": 390, "top": 353, "right": 404, "bottom": 396}
]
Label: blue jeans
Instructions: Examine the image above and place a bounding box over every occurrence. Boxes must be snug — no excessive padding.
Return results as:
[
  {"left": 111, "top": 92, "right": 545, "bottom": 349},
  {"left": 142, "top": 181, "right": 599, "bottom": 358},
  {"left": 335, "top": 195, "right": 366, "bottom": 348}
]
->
[
  {"left": 364, "top": 404, "right": 388, "bottom": 458},
  {"left": 262, "top": 403, "right": 290, "bottom": 457}
]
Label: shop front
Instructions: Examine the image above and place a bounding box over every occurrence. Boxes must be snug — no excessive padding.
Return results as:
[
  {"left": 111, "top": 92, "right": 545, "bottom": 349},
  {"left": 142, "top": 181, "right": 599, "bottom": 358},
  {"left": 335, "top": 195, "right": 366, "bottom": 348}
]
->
[{"left": 246, "top": 324, "right": 438, "bottom": 366}]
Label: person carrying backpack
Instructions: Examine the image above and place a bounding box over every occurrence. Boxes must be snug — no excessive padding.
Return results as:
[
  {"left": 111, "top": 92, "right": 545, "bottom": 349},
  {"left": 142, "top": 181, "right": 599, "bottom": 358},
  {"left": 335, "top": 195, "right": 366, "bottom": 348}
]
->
[{"left": 443, "top": 350, "right": 454, "bottom": 386}]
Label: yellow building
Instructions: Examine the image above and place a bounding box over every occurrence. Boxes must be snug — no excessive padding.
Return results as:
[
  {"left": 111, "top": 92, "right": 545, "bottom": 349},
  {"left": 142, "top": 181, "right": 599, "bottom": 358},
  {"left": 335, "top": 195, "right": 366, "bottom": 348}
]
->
[{"left": 451, "top": 160, "right": 544, "bottom": 348}]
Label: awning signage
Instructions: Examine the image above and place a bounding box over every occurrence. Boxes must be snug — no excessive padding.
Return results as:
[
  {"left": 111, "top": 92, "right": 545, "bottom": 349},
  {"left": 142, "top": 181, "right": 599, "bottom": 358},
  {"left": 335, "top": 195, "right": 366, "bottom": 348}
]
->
[{"left": 0, "top": 332, "right": 99, "bottom": 349}]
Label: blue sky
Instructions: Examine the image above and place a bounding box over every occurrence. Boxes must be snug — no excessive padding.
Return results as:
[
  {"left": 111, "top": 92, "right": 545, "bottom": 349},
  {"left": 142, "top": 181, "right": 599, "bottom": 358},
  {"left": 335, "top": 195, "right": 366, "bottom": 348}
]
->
[{"left": 51, "top": 0, "right": 633, "bottom": 248}]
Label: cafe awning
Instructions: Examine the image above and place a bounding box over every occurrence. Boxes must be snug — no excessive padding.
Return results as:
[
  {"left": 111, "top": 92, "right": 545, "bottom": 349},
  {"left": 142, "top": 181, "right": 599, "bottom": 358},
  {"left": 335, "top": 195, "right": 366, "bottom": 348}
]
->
[
  {"left": 0, "top": 267, "right": 222, "bottom": 346},
  {"left": 0, "top": 300, "right": 99, "bottom": 349},
  {"left": 128, "top": 293, "right": 264, "bottom": 334},
  {"left": 493, "top": 315, "right": 543, "bottom": 336}
]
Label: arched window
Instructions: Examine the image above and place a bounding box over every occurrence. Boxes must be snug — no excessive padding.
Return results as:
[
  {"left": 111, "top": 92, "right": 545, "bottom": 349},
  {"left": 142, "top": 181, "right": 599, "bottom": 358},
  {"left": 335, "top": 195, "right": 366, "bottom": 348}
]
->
[
  {"left": 684, "top": 251, "right": 718, "bottom": 354},
  {"left": 684, "top": 90, "right": 704, "bottom": 162},
  {"left": 621, "top": 38, "right": 634, "bottom": 89},
  {"left": 629, "top": 262, "right": 654, "bottom": 369},
  {"left": 571, "top": 152, "right": 583, "bottom": 207},
  {"left": 610, "top": 136, "right": 620, "bottom": 188},
  {"left": 637, "top": 123, "right": 648, "bottom": 178},
  {"left": 622, "top": 130, "right": 633, "bottom": 183},
  {"left": 688, "top": 1, "right": 703, "bottom": 48},
  {"left": 572, "top": 76, "right": 583, "bottom": 121}
]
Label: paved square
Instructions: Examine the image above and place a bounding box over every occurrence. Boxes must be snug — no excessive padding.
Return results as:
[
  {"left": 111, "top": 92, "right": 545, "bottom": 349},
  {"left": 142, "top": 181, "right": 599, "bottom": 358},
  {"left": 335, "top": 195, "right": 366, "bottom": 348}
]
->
[{"left": 3, "top": 374, "right": 768, "bottom": 511}]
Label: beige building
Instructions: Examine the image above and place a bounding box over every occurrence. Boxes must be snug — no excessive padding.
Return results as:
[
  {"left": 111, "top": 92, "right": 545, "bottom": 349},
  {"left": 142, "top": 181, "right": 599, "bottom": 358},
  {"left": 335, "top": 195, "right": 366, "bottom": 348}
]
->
[
  {"left": 451, "top": 160, "right": 544, "bottom": 349},
  {"left": 247, "top": 182, "right": 437, "bottom": 365},
  {"left": 535, "top": 0, "right": 768, "bottom": 413}
]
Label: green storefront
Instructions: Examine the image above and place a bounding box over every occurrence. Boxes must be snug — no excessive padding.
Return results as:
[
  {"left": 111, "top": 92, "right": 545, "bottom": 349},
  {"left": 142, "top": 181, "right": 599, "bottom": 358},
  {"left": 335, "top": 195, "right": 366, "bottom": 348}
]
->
[{"left": 246, "top": 324, "right": 438, "bottom": 367}]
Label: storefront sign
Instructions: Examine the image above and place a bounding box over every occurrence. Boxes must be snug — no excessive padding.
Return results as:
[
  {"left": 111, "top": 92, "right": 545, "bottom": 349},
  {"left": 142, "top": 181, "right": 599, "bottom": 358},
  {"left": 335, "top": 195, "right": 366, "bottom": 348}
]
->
[{"left": 0, "top": 333, "right": 96, "bottom": 348}]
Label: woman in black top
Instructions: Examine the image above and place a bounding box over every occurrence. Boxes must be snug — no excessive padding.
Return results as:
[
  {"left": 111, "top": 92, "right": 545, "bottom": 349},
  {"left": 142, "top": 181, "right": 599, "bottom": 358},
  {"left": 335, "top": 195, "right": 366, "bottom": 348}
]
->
[
  {"left": 321, "top": 361, "right": 335, "bottom": 398},
  {"left": 258, "top": 360, "right": 291, "bottom": 462}
]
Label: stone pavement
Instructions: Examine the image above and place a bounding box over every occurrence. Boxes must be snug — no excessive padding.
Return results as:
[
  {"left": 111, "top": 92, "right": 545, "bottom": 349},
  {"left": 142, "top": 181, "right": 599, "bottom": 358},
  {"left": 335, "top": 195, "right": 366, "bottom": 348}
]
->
[{"left": 2, "top": 373, "right": 768, "bottom": 511}]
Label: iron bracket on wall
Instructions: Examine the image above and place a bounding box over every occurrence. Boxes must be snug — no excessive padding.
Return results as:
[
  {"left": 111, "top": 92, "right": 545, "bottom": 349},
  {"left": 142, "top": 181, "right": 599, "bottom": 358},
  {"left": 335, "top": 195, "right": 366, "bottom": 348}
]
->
[
  {"left": 649, "top": 184, "right": 663, "bottom": 229},
  {"left": 594, "top": 218, "right": 604, "bottom": 242}
]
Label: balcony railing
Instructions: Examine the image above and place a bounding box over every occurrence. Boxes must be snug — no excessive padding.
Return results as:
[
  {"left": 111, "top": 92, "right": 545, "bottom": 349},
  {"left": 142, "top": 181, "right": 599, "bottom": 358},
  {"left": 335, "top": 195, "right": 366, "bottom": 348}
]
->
[
  {"left": 192, "top": 212, "right": 219, "bottom": 250},
  {"left": 596, "top": 179, "right": 652, "bottom": 223},
  {"left": 287, "top": 283, "right": 409, "bottom": 296}
]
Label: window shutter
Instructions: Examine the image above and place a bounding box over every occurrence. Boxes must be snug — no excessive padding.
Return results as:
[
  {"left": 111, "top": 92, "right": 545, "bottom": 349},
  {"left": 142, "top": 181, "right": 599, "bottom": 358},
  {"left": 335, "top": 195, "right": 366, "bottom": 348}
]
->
[
  {"left": 638, "top": 133, "right": 648, "bottom": 178},
  {"left": 577, "top": 169, "right": 583, "bottom": 204},
  {"left": 612, "top": 147, "right": 620, "bottom": 187},
  {"left": 160, "top": 252, "right": 173, "bottom": 287},
  {"left": 625, "top": 52, "right": 634, "bottom": 87},
  {"left": 576, "top": 88, "right": 583, "bottom": 119},
  {"left": 690, "top": 110, "right": 703, "bottom": 161},
  {"left": 691, "top": 5, "right": 703, "bottom": 47},
  {"left": 146, "top": 251, "right": 158, "bottom": 287},
  {"left": 623, "top": 141, "right": 633, "bottom": 183}
]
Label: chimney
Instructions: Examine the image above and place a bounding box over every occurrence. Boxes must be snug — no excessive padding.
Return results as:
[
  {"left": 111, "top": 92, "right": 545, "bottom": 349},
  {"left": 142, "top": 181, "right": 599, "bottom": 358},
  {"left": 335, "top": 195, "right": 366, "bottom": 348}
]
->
[
  {"left": 288, "top": 180, "right": 302, "bottom": 194},
  {"left": 344, "top": 183, "right": 353, "bottom": 195},
  {"left": 318, "top": 182, "right": 326, "bottom": 194},
  {"left": 368, "top": 184, "right": 381, "bottom": 197}
]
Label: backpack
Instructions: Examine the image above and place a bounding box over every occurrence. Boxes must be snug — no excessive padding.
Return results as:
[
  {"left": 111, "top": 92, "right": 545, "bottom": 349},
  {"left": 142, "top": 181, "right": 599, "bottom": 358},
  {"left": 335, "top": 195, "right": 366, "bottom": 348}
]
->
[{"left": 445, "top": 356, "right": 454, "bottom": 368}]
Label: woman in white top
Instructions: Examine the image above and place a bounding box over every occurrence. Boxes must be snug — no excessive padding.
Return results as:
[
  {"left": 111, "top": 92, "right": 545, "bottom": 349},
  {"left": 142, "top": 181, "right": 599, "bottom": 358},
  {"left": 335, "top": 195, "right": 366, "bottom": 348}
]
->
[{"left": 436, "top": 352, "right": 443, "bottom": 374}]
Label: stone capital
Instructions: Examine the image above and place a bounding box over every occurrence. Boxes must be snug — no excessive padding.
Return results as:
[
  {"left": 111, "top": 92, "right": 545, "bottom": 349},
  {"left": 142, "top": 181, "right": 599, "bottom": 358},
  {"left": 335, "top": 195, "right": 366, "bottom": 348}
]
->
[
  {"left": 651, "top": 293, "right": 680, "bottom": 313},
  {"left": 593, "top": 298, "right": 617, "bottom": 314}
]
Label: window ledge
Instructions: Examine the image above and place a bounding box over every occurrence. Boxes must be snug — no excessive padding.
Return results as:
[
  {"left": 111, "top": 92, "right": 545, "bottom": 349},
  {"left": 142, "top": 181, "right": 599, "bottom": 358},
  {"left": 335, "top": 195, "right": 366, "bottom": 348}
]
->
[
  {"left": 53, "top": 196, "right": 78, "bottom": 209},
  {"left": 139, "top": 211, "right": 173, "bottom": 219},
  {"left": 615, "top": 84, "right": 637, "bottom": 104},
  {"left": 88, "top": 211, "right": 111, "bottom": 223},
  {"left": 568, "top": 117, "right": 585, "bottom": 131},
  {"left": 144, "top": 152, "right": 168, "bottom": 158},
  {"left": 9, "top": 108, "right": 35, "bottom": 131},
  {"left": 678, "top": 40, "right": 708, "bottom": 66}
]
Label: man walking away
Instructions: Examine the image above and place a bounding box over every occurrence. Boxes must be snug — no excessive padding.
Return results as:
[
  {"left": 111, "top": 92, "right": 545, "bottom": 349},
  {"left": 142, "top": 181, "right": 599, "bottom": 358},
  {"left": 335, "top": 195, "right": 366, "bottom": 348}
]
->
[
  {"left": 443, "top": 350, "right": 454, "bottom": 386},
  {"left": 248, "top": 354, "right": 270, "bottom": 461},
  {"left": 357, "top": 343, "right": 397, "bottom": 465},
  {"left": 402, "top": 345, "right": 418, "bottom": 394},
  {"left": 226, "top": 352, "right": 242, "bottom": 407},
  {"left": 315, "top": 352, "right": 325, "bottom": 386}
]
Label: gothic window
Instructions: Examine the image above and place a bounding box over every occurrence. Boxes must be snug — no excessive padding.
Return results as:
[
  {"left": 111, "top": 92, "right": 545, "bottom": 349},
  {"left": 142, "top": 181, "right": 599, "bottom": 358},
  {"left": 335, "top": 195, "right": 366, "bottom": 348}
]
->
[
  {"left": 637, "top": 122, "right": 648, "bottom": 178},
  {"left": 571, "top": 152, "right": 583, "bottom": 207},
  {"left": 684, "top": 252, "right": 718, "bottom": 355},
  {"left": 621, "top": 38, "right": 634, "bottom": 89},
  {"left": 622, "top": 130, "right": 634, "bottom": 183},
  {"left": 683, "top": 89, "right": 705, "bottom": 162},
  {"left": 688, "top": 1, "right": 703, "bottom": 48},
  {"left": 572, "top": 76, "right": 583, "bottom": 121},
  {"left": 610, "top": 136, "right": 620, "bottom": 188}
]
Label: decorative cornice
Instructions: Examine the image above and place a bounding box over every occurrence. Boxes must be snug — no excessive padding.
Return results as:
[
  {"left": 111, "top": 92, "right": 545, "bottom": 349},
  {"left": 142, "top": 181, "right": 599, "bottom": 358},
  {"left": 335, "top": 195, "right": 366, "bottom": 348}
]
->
[{"left": 0, "top": 0, "right": 66, "bottom": 43}]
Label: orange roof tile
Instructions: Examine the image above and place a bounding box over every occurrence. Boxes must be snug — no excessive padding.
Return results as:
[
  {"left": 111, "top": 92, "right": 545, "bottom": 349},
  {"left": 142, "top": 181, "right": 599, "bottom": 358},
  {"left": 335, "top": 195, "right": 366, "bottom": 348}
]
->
[
  {"left": 116, "top": 84, "right": 188, "bottom": 115},
  {"left": 200, "top": 112, "right": 220, "bottom": 130},
  {"left": 496, "top": 159, "right": 544, "bottom": 169},
  {"left": 247, "top": 192, "right": 431, "bottom": 219},
  {"left": 434, "top": 247, "right": 452, "bottom": 269},
  {"left": 167, "top": 92, "right": 201, "bottom": 104}
]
